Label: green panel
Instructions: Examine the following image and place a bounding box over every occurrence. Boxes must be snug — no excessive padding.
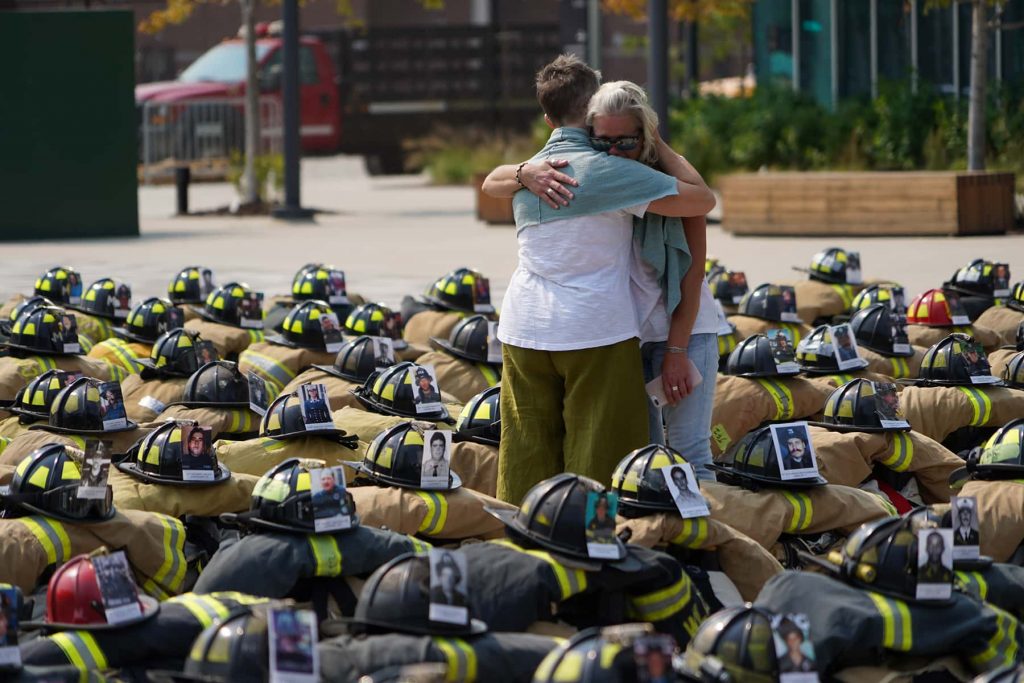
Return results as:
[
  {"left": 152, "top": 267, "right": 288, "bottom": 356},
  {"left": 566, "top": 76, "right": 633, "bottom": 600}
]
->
[
  {"left": 837, "top": 0, "right": 871, "bottom": 99},
  {"left": 877, "top": 0, "right": 912, "bottom": 85},
  {"left": 754, "top": 0, "right": 795, "bottom": 87},
  {"left": 918, "top": 3, "right": 954, "bottom": 93},
  {"left": 0, "top": 11, "right": 139, "bottom": 241},
  {"left": 799, "top": 0, "right": 833, "bottom": 106},
  {"left": 1002, "top": 3, "right": 1024, "bottom": 86}
]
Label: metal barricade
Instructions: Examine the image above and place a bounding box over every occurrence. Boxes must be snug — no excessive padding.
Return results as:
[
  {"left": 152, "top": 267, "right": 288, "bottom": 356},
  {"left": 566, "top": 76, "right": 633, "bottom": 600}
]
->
[{"left": 139, "top": 96, "right": 283, "bottom": 184}]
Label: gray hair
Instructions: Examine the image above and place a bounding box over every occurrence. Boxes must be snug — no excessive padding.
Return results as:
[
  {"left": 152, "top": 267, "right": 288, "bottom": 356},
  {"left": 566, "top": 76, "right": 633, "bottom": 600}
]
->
[{"left": 585, "top": 80, "right": 660, "bottom": 165}]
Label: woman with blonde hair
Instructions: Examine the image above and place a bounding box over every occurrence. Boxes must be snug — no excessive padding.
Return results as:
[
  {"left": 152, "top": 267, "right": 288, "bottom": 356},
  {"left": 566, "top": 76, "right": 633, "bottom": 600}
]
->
[{"left": 586, "top": 80, "right": 719, "bottom": 479}]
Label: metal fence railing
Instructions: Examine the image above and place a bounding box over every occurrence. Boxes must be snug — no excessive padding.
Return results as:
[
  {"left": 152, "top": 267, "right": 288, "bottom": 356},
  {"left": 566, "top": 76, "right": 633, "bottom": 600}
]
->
[{"left": 139, "top": 96, "right": 283, "bottom": 184}]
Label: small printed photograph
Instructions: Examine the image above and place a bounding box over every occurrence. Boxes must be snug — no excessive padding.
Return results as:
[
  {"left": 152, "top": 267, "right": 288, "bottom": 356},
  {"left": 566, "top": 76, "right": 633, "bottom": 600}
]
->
[
  {"left": 873, "top": 382, "right": 909, "bottom": 429},
  {"left": 113, "top": 284, "right": 132, "bottom": 319},
  {"left": 372, "top": 336, "right": 395, "bottom": 367},
  {"left": 772, "top": 613, "right": 818, "bottom": 682},
  {"left": 830, "top": 324, "right": 863, "bottom": 370},
  {"left": 584, "top": 491, "right": 620, "bottom": 559},
  {"left": 68, "top": 273, "right": 83, "bottom": 305},
  {"left": 200, "top": 269, "right": 216, "bottom": 297},
  {"left": 780, "top": 286, "right": 800, "bottom": 323},
  {"left": 0, "top": 586, "right": 20, "bottom": 666},
  {"left": 767, "top": 328, "right": 798, "bottom": 372},
  {"left": 728, "top": 271, "right": 748, "bottom": 303},
  {"left": 310, "top": 466, "right": 352, "bottom": 532},
  {"left": 486, "top": 321, "right": 502, "bottom": 364},
  {"left": 891, "top": 287, "right": 907, "bottom": 317},
  {"left": 162, "top": 307, "right": 186, "bottom": 334},
  {"left": 945, "top": 292, "right": 972, "bottom": 326},
  {"left": 268, "top": 608, "right": 319, "bottom": 683},
  {"left": 78, "top": 440, "right": 111, "bottom": 500},
  {"left": 951, "top": 496, "right": 980, "bottom": 560},
  {"left": 473, "top": 275, "right": 492, "bottom": 312},
  {"left": 299, "top": 383, "right": 334, "bottom": 430},
  {"left": 93, "top": 552, "right": 142, "bottom": 624},
  {"left": 412, "top": 365, "right": 443, "bottom": 414},
  {"left": 238, "top": 292, "right": 264, "bottom": 329},
  {"left": 428, "top": 548, "right": 470, "bottom": 626},
  {"left": 56, "top": 314, "right": 80, "bottom": 354},
  {"left": 195, "top": 340, "right": 219, "bottom": 365},
  {"left": 957, "top": 342, "right": 997, "bottom": 384},
  {"left": 248, "top": 372, "right": 269, "bottom": 416},
  {"left": 845, "top": 252, "right": 862, "bottom": 285},
  {"left": 98, "top": 382, "right": 128, "bottom": 430},
  {"left": 916, "top": 528, "right": 954, "bottom": 600},
  {"left": 659, "top": 463, "right": 709, "bottom": 519},
  {"left": 420, "top": 430, "right": 452, "bottom": 490},
  {"left": 993, "top": 264, "right": 1011, "bottom": 297},
  {"left": 180, "top": 425, "right": 215, "bottom": 482},
  {"left": 890, "top": 318, "right": 911, "bottom": 355},
  {"left": 770, "top": 422, "right": 820, "bottom": 481},
  {"left": 380, "top": 311, "right": 402, "bottom": 340},
  {"left": 320, "top": 312, "right": 343, "bottom": 354},
  {"left": 633, "top": 634, "right": 675, "bottom": 683},
  {"left": 327, "top": 270, "right": 349, "bottom": 305}
]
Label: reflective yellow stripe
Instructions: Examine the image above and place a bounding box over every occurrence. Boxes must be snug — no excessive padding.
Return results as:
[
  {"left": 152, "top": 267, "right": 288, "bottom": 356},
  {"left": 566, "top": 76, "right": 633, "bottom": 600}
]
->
[
  {"left": 955, "top": 571, "right": 990, "bottom": 601},
  {"left": 957, "top": 387, "right": 993, "bottom": 426},
  {"left": 829, "top": 373, "right": 854, "bottom": 385},
  {"left": 830, "top": 284, "right": 854, "bottom": 309},
  {"left": 627, "top": 575, "right": 691, "bottom": 622},
  {"left": 970, "top": 607, "right": 1019, "bottom": 669},
  {"left": 143, "top": 514, "right": 186, "bottom": 597},
  {"left": 880, "top": 432, "right": 914, "bottom": 472},
  {"left": 226, "top": 409, "right": 256, "bottom": 435},
  {"left": 103, "top": 338, "right": 145, "bottom": 375},
  {"left": 867, "top": 592, "right": 913, "bottom": 651},
  {"left": 28, "top": 356, "right": 59, "bottom": 374},
  {"left": 476, "top": 363, "right": 500, "bottom": 387},
  {"left": 755, "top": 378, "right": 795, "bottom": 420},
  {"left": 669, "top": 518, "right": 709, "bottom": 548},
  {"left": 407, "top": 536, "right": 433, "bottom": 554},
  {"left": 490, "top": 539, "right": 587, "bottom": 599},
  {"left": 248, "top": 330, "right": 265, "bottom": 343},
  {"left": 888, "top": 357, "right": 911, "bottom": 379},
  {"left": 434, "top": 637, "right": 477, "bottom": 682},
  {"left": 415, "top": 491, "right": 449, "bottom": 536},
  {"left": 241, "top": 349, "right": 295, "bottom": 392},
  {"left": 781, "top": 491, "right": 813, "bottom": 532},
  {"left": 169, "top": 594, "right": 231, "bottom": 627},
  {"left": 21, "top": 517, "right": 71, "bottom": 566},
  {"left": 50, "top": 631, "right": 108, "bottom": 671},
  {"left": 782, "top": 323, "right": 804, "bottom": 345},
  {"left": 307, "top": 535, "right": 343, "bottom": 576}
]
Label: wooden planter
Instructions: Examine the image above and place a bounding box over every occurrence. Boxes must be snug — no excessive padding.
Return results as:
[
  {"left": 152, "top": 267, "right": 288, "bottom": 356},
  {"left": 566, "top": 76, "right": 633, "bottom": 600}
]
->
[
  {"left": 474, "top": 173, "right": 514, "bottom": 225},
  {"left": 720, "top": 171, "right": 1016, "bottom": 236}
]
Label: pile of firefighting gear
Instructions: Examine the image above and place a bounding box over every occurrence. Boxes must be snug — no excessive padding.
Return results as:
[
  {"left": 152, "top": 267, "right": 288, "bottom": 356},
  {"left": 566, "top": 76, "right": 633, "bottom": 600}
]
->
[{"left": 0, "top": 252, "right": 1023, "bottom": 682}]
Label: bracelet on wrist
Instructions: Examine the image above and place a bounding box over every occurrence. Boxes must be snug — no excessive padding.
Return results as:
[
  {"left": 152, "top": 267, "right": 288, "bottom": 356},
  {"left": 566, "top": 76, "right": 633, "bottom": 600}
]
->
[
  {"left": 514, "top": 161, "right": 528, "bottom": 188},
  {"left": 666, "top": 346, "right": 688, "bottom": 354}
]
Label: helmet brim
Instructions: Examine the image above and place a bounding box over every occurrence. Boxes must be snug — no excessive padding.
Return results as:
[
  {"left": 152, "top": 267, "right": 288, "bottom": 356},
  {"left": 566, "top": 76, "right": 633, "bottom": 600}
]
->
[
  {"left": 264, "top": 333, "right": 327, "bottom": 352},
  {"left": 263, "top": 426, "right": 349, "bottom": 441},
  {"left": 23, "top": 594, "right": 160, "bottom": 632},
  {"left": 66, "top": 304, "right": 119, "bottom": 322},
  {"left": 116, "top": 460, "right": 232, "bottom": 487},
  {"left": 162, "top": 400, "right": 252, "bottom": 410},
  {"left": 6, "top": 405, "right": 50, "bottom": 422},
  {"left": 311, "top": 363, "right": 364, "bottom": 384},
  {"left": 483, "top": 505, "right": 633, "bottom": 569},
  {"left": 137, "top": 359, "right": 194, "bottom": 381},
  {"left": 805, "top": 421, "right": 911, "bottom": 434},
  {"left": 29, "top": 420, "right": 139, "bottom": 436},
  {"left": 219, "top": 511, "right": 361, "bottom": 535},
  {"left": 191, "top": 306, "right": 256, "bottom": 329},
  {"left": 798, "top": 359, "right": 870, "bottom": 374},
  {"left": 1, "top": 341, "right": 83, "bottom": 357},
  {"left": 421, "top": 294, "right": 491, "bottom": 316},
  {"left": 351, "top": 388, "right": 452, "bottom": 423},
  {"left": 707, "top": 463, "right": 828, "bottom": 489},
  {"left": 451, "top": 432, "right": 499, "bottom": 448},
  {"left": 342, "top": 460, "right": 463, "bottom": 491},
  {"left": 341, "top": 614, "right": 488, "bottom": 638},
  {"left": 14, "top": 501, "right": 117, "bottom": 524},
  {"left": 857, "top": 343, "right": 916, "bottom": 359},
  {"left": 429, "top": 337, "right": 496, "bottom": 366},
  {"left": 897, "top": 378, "right": 1005, "bottom": 388},
  {"left": 112, "top": 327, "right": 159, "bottom": 345},
  {"left": 729, "top": 368, "right": 802, "bottom": 379}
]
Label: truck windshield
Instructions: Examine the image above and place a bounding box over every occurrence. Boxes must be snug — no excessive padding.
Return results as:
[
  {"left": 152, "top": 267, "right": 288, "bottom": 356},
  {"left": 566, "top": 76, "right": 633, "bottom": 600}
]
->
[{"left": 180, "top": 43, "right": 272, "bottom": 83}]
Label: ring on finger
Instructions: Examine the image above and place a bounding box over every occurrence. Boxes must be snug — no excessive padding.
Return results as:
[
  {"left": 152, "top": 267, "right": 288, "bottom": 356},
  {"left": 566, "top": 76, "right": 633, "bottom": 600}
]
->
[
  {"left": 546, "top": 188, "right": 554, "bottom": 195},
  {"left": 671, "top": 385, "right": 680, "bottom": 391}
]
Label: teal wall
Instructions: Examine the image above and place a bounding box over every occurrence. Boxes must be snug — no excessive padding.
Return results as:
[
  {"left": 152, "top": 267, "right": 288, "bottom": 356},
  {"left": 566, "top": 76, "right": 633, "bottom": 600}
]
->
[{"left": 0, "top": 10, "right": 139, "bottom": 240}]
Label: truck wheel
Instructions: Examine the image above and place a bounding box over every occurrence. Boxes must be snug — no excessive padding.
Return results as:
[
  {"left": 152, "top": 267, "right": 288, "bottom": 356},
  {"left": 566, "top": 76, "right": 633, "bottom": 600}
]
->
[{"left": 364, "top": 150, "right": 406, "bottom": 176}]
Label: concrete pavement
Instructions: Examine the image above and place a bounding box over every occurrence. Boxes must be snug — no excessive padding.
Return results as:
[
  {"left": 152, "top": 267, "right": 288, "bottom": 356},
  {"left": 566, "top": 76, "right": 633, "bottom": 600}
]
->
[{"left": 2, "top": 155, "right": 1021, "bottom": 308}]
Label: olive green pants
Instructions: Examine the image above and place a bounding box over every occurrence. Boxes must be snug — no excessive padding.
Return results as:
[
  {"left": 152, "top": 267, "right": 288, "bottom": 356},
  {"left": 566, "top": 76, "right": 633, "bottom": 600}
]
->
[{"left": 497, "top": 338, "right": 650, "bottom": 504}]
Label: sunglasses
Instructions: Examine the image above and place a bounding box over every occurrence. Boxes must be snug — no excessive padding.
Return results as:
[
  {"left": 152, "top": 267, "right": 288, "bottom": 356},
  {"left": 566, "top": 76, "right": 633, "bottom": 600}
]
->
[{"left": 590, "top": 135, "right": 641, "bottom": 153}]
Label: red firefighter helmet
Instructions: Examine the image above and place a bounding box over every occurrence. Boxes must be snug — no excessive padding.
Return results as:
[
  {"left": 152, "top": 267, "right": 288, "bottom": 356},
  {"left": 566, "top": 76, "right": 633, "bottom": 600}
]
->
[
  {"left": 42, "top": 554, "right": 158, "bottom": 630},
  {"left": 907, "top": 289, "right": 967, "bottom": 327}
]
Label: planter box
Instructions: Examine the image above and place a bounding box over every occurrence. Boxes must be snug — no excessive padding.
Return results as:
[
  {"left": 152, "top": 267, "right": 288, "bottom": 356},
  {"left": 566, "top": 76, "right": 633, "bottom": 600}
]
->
[
  {"left": 720, "top": 171, "right": 1015, "bottom": 236},
  {"left": 474, "top": 173, "right": 514, "bottom": 225}
]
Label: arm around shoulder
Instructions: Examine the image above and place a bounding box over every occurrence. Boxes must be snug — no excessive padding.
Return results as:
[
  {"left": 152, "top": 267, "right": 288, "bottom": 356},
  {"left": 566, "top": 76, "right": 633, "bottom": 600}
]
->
[{"left": 647, "top": 180, "right": 716, "bottom": 218}]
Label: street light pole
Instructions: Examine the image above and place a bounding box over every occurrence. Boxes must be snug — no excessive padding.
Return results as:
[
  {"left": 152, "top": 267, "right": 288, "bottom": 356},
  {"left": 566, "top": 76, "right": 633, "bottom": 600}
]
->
[
  {"left": 647, "top": 0, "right": 669, "bottom": 137},
  {"left": 272, "top": 0, "right": 314, "bottom": 220}
]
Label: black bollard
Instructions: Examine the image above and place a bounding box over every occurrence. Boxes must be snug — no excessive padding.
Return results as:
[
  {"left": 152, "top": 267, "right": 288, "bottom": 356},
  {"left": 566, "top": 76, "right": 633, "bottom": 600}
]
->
[{"left": 175, "top": 166, "right": 190, "bottom": 216}]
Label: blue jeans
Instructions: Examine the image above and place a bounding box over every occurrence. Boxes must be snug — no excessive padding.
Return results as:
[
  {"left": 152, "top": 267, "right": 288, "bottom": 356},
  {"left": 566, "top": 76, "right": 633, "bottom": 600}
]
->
[{"left": 641, "top": 333, "right": 718, "bottom": 481}]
